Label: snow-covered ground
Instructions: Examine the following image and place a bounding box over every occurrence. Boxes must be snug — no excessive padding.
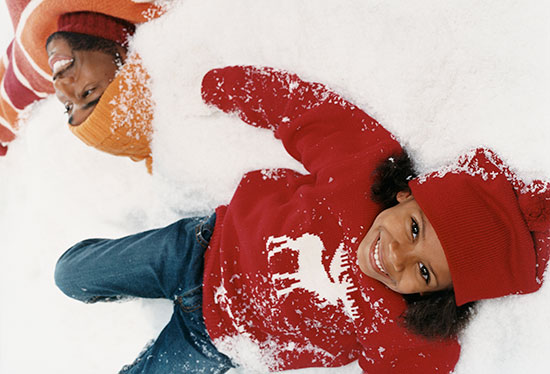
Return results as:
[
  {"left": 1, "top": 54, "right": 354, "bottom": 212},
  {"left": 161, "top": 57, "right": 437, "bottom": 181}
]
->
[{"left": 1, "top": 0, "right": 549, "bottom": 373}]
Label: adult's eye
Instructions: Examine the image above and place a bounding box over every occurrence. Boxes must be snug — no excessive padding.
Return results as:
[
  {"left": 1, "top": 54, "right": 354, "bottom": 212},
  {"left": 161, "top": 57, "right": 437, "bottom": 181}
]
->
[
  {"left": 411, "top": 217, "right": 419, "bottom": 240},
  {"left": 64, "top": 102, "right": 73, "bottom": 114},
  {"left": 419, "top": 262, "right": 430, "bottom": 284},
  {"left": 83, "top": 88, "right": 94, "bottom": 99}
]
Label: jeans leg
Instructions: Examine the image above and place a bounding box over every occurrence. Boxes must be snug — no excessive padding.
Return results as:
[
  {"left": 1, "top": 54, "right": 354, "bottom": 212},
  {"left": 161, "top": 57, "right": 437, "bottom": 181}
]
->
[
  {"left": 55, "top": 216, "right": 209, "bottom": 302},
  {"left": 55, "top": 215, "right": 232, "bottom": 372},
  {"left": 120, "top": 286, "right": 234, "bottom": 374},
  {"left": 116, "top": 215, "right": 233, "bottom": 373}
]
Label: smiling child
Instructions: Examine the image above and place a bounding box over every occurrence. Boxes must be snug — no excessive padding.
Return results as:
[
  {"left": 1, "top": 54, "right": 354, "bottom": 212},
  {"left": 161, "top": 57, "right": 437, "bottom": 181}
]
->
[{"left": 54, "top": 65, "right": 550, "bottom": 374}]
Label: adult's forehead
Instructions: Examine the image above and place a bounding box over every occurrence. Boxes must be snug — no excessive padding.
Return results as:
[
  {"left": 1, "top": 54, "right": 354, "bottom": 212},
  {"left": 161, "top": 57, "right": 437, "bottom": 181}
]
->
[
  {"left": 46, "top": 35, "right": 68, "bottom": 54},
  {"left": 14, "top": 1, "right": 159, "bottom": 74}
]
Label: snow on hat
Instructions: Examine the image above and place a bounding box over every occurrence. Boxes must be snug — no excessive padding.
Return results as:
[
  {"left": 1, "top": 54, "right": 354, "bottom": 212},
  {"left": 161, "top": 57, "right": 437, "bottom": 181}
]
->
[
  {"left": 57, "top": 11, "right": 136, "bottom": 46},
  {"left": 409, "top": 148, "right": 550, "bottom": 306}
]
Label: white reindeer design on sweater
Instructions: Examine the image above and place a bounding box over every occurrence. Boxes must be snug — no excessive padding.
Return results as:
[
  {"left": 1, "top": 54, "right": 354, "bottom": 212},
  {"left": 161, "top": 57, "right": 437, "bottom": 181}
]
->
[{"left": 266, "top": 233, "right": 359, "bottom": 318}]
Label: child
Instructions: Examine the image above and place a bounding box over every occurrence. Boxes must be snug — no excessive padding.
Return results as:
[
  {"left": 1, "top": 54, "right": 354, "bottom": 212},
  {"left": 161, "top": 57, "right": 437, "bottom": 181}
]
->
[{"left": 54, "top": 65, "right": 550, "bottom": 373}]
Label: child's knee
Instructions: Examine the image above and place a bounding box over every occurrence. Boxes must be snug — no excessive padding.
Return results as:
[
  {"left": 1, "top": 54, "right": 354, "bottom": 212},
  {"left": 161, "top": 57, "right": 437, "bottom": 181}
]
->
[{"left": 54, "top": 250, "right": 91, "bottom": 302}]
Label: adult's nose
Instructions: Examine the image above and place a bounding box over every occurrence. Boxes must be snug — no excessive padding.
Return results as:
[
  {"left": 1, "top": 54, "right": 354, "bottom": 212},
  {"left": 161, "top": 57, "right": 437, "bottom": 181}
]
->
[
  {"left": 54, "top": 67, "right": 86, "bottom": 103},
  {"left": 54, "top": 76, "right": 77, "bottom": 101}
]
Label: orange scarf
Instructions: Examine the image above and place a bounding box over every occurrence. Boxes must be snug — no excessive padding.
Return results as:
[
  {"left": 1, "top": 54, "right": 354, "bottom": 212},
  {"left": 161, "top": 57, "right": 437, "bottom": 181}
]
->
[{"left": 69, "top": 57, "right": 154, "bottom": 173}]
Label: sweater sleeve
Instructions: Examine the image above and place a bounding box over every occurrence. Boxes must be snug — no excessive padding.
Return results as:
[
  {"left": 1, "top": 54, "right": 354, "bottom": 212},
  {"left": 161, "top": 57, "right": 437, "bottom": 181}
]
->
[
  {"left": 0, "top": 0, "right": 50, "bottom": 152},
  {"left": 0, "top": 40, "right": 42, "bottom": 152},
  {"left": 201, "top": 65, "right": 399, "bottom": 173},
  {"left": 358, "top": 332, "right": 460, "bottom": 373}
]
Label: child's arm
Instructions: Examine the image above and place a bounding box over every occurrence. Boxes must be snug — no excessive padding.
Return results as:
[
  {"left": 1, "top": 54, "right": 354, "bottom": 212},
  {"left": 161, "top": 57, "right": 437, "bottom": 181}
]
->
[
  {"left": 201, "top": 65, "right": 299, "bottom": 131},
  {"left": 359, "top": 333, "right": 460, "bottom": 373},
  {"left": 201, "top": 65, "right": 400, "bottom": 173}
]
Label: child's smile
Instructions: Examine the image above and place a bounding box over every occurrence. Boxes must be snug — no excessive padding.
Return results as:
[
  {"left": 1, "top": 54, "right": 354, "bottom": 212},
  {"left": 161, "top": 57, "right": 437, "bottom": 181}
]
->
[{"left": 357, "top": 191, "right": 453, "bottom": 295}]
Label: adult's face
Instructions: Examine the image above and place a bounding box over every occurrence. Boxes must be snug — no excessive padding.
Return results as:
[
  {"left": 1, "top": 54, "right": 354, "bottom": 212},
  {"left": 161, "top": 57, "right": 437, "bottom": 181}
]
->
[
  {"left": 46, "top": 37, "right": 122, "bottom": 126},
  {"left": 357, "top": 191, "right": 453, "bottom": 295}
]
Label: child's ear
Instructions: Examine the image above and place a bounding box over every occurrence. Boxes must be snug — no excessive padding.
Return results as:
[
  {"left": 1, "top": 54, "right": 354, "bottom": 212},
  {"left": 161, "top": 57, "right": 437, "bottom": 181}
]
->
[{"left": 396, "top": 190, "right": 413, "bottom": 203}]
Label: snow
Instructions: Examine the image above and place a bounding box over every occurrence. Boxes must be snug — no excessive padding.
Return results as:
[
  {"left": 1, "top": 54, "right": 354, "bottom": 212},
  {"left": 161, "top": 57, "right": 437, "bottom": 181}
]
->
[
  {"left": 215, "top": 334, "right": 282, "bottom": 373},
  {"left": 1, "top": 0, "right": 550, "bottom": 373}
]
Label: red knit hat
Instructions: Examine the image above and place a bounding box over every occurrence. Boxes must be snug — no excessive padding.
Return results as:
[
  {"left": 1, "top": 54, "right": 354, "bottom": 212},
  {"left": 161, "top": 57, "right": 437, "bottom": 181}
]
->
[
  {"left": 57, "top": 11, "right": 136, "bottom": 46},
  {"left": 409, "top": 148, "right": 550, "bottom": 306}
]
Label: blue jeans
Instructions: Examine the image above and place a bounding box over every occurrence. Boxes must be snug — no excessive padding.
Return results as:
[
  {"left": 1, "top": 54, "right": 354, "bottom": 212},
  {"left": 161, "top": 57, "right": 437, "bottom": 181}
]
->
[{"left": 54, "top": 215, "right": 234, "bottom": 374}]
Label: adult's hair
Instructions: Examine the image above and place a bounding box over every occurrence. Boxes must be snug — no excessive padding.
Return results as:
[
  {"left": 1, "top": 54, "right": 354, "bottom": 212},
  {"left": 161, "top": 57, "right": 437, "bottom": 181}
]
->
[
  {"left": 46, "top": 31, "right": 122, "bottom": 60},
  {"left": 370, "top": 151, "right": 476, "bottom": 340}
]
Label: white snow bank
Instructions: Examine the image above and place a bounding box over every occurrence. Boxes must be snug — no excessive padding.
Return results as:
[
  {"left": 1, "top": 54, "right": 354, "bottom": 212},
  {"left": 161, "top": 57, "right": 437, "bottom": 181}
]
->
[{"left": 0, "top": 0, "right": 549, "bottom": 373}]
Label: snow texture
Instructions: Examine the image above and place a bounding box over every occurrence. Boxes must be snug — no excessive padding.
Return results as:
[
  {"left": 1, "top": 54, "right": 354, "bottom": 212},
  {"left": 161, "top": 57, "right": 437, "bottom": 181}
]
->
[{"left": 1, "top": 0, "right": 550, "bottom": 373}]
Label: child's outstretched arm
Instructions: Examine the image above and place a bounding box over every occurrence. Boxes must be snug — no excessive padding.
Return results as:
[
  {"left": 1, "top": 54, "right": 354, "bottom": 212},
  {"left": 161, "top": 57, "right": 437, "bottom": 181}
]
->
[
  {"left": 201, "top": 65, "right": 401, "bottom": 173},
  {"left": 201, "top": 66, "right": 299, "bottom": 131},
  {"left": 357, "top": 313, "right": 461, "bottom": 374}
]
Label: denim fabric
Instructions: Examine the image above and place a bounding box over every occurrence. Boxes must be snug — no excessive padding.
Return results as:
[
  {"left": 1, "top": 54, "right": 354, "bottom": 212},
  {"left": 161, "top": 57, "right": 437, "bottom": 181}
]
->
[{"left": 55, "top": 214, "right": 234, "bottom": 374}]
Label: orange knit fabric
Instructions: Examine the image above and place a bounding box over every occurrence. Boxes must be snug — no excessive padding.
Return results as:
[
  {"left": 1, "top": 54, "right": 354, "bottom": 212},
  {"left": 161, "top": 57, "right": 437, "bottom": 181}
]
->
[{"left": 69, "top": 57, "right": 154, "bottom": 173}]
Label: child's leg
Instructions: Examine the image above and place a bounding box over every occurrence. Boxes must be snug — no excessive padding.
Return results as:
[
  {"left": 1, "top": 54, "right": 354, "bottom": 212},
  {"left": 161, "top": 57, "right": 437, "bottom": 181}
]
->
[
  {"left": 55, "top": 214, "right": 234, "bottom": 373},
  {"left": 55, "top": 216, "right": 211, "bottom": 302},
  {"left": 120, "top": 286, "right": 233, "bottom": 374}
]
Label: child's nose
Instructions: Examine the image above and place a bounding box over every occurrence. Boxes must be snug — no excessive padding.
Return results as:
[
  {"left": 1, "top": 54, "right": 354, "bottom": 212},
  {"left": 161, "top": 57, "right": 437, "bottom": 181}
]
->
[{"left": 388, "top": 240, "right": 412, "bottom": 272}]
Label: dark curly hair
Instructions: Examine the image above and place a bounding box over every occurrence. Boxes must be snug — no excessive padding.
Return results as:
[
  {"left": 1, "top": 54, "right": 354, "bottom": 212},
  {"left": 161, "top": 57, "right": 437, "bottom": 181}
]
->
[
  {"left": 370, "top": 151, "right": 476, "bottom": 340},
  {"left": 46, "top": 31, "right": 122, "bottom": 60}
]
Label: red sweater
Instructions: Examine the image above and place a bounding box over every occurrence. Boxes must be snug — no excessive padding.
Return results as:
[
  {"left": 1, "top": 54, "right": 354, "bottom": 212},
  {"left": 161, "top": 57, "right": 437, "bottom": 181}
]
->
[{"left": 201, "top": 66, "right": 460, "bottom": 373}]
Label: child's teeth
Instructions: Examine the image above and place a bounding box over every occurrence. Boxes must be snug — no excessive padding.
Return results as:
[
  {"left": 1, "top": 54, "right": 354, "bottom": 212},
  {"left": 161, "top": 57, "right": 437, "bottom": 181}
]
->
[{"left": 374, "top": 239, "right": 386, "bottom": 274}]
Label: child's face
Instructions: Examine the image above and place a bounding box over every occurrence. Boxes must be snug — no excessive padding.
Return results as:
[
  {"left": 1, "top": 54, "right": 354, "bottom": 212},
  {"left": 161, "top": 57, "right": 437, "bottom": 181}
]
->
[{"left": 357, "top": 191, "right": 452, "bottom": 295}]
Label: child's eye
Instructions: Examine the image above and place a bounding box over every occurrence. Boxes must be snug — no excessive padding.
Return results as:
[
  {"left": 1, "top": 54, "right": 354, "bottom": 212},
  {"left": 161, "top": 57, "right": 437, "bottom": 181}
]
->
[
  {"left": 419, "top": 262, "right": 430, "bottom": 284},
  {"left": 411, "top": 217, "right": 419, "bottom": 240}
]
